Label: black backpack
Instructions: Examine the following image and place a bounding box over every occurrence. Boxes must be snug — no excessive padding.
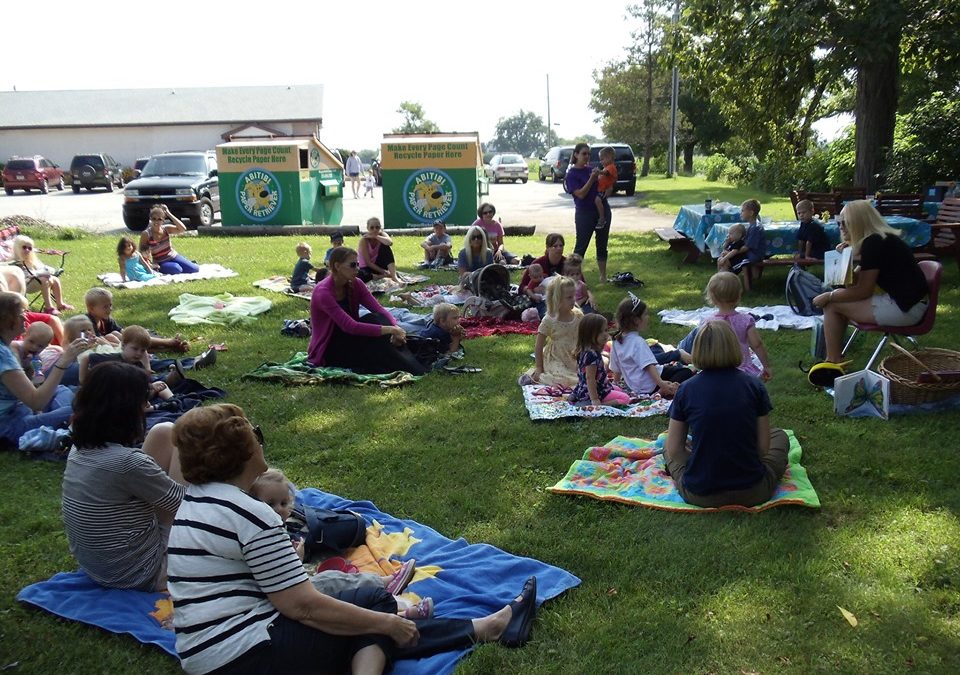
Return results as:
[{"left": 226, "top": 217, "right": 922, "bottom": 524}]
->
[
  {"left": 785, "top": 264, "right": 828, "bottom": 316},
  {"left": 286, "top": 505, "right": 366, "bottom": 558}
]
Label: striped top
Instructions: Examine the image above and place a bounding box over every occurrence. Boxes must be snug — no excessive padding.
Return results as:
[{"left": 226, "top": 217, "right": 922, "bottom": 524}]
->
[
  {"left": 146, "top": 230, "right": 176, "bottom": 263},
  {"left": 168, "top": 483, "right": 309, "bottom": 674},
  {"left": 61, "top": 443, "right": 184, "bottom": 589}
]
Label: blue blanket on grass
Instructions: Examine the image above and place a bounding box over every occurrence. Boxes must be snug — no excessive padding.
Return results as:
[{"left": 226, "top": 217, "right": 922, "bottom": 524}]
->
[{"left": 17, "top": 489, "right": 580, "bottom": 673}]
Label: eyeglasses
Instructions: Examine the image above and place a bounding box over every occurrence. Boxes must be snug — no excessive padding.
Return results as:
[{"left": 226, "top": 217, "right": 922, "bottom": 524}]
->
[
  {"left": 252, "top": 425, "right": 264, "bottom": 447},
  {"left": 21, "top": 245, "right": 32, "bottom": 251},
  {"left": 347, "top": 261, "right": 360, "bottom": 268},
  {"left": 470, "top": 235, "right": 483, "bottom": 241},
  {"left": 481, "top": 210, "right": 494, "bottom": 215}
]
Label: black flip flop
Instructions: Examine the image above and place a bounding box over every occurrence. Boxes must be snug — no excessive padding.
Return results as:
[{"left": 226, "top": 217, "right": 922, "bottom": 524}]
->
[
  {"left": 499, "top": 576, "right": 537, "bottom": 648},
  {"left": 441, "top": 365, "right": 482, "bottom": 374}
]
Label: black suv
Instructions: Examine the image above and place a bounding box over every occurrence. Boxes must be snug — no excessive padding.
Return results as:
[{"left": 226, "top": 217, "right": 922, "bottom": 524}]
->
[
  {"left": 538, "top": 146, "right": 574, "bottom": 183},
  {"left": 122, "top": 151, "right": 219, "bottom": 231},
  {"left": 70, "top": 153, "right": 124, "bottom": 192},
  {"left": 589, "top": 143, "right": 637, "bottom": 196}
]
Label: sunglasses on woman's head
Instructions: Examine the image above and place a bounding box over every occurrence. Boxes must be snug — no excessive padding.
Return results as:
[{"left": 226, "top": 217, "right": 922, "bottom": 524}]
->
[{"left": 252, "top": 425, "right": 264, "bottom": 447}]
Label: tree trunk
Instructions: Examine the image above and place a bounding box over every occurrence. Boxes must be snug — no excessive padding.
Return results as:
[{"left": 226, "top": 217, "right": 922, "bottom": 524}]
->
[
  {"left": 683, "top": 143, "right": 695, "bottom": 174},
  {"left": 642, "top": 45, "right": 654, "bottom": 177},
  {"left": 854, "top": 40, "right": 901, "bottom": 192}
]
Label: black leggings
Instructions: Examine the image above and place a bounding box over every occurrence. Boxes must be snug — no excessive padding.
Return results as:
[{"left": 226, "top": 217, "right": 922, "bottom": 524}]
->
[
  {"left": 358, "top": 244, "right": 396, "bottom": 282},
  {"left": 325, "top": 313, "right": 427, "bottom": 375},
  {"left": 573, "top": 206, "right": 609, "bottom": 261},
  {"left": 210, "top": 586, "right": 476, "bottom": 674}
]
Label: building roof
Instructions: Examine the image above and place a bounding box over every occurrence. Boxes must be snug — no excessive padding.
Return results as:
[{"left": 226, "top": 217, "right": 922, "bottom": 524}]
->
[{"left": 0, "top": 85, "right": 323, "bottom": 129}]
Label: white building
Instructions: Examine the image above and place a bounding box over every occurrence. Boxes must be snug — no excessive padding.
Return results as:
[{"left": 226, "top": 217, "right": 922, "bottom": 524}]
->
[{"left": 0, "top": 84, "right": 324, "bottom": 169}]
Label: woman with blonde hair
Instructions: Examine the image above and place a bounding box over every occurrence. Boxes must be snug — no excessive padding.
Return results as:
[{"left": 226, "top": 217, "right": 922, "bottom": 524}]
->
[
  {"left": 12, "top": 235, "right": 72, "bottom": 314},
  {"left": 664, "top": 320, "right": 788, "bottom": 508},
  {"left": 456, "top": 225, "right": 494, "bottom": 279},
  {"left": 812, "top": 199, "right": 928, "bottom": 364}
]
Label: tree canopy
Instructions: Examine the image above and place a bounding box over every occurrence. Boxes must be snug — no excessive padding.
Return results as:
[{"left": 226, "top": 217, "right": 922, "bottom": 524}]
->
[
  {"left": 489, "top": 110, "right": 548, "bottom": 157},
  {"left": 392, "top": 101, "right": 440, "bottom": 134}
]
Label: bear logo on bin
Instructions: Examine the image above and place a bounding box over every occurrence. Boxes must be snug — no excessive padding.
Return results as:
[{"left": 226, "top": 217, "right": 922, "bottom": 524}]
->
[
  {"left": 237, "top": 168, "right": 282, "bottom": 222},
  {"left": 403, "top": 168, "right": 456, "bottom": 223}
]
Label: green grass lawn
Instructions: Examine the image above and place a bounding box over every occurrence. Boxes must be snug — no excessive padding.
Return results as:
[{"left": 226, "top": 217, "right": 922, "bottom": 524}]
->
[
  {"left": 1, "top": 227, "right": 959, "bottom": 673},
  {"left": 635, "top": 174, "right": 798, "bottom": 221}
]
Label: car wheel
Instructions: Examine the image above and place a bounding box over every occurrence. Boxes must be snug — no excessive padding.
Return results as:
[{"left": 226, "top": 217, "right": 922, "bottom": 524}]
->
[
  {"left": 39, "top": 179, "right": 49, "bottom": 194},
  {"left": 123, "top": 212, "right": 147, "bottom": 232},
  {"left": 57, "top": 177, "right": 65, "bottom": 191},
  {"left": 625, "top": 183, "right": 636, "bottom": 196},
  {"left": 71, "top": 185, "right": 80, "bottom": 194},
  {"left": 521, "top": 178, "right": 528, "bottom": 184},
  {"left": 539, "top": 169, "right": 546, "bottom": 181},
  {"left": 106, "top": 179, "right": 114, "bottom": 193},
  {"left": 195, "top": 197, "right": 215, "bottom": 228},
  {"left": 552, "top": 173, "right": 559, "bottom": 183},
  {"left": 4, "top": 188, "right": 12, "bottom": 196}
]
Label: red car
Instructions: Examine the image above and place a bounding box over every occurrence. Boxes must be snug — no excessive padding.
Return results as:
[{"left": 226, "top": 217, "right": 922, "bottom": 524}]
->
[{"left": 2, "top": 156, "right": 65, "bottom": 194}]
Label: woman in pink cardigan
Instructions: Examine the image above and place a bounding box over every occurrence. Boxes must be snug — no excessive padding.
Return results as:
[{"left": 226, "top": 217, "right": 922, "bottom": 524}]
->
[{"left": 308, "top": 247, "right": 427, "bottom": 375}]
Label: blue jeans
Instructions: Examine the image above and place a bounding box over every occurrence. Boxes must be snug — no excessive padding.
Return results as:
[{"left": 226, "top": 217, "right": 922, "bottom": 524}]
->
[
  {"left": 0, "top": 385, "right": 75, "bottom": 444},
  {"left": 157, "top": 254, "right": 200, "bottom": 275},
  {"left": 574, "top": 206, "right": 608, "bottom": 262}
]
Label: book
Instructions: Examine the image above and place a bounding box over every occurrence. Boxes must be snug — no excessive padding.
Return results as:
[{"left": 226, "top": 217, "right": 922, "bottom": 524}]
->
[{"left": 823, "top": 247, "right": 853, "bottom": 287}]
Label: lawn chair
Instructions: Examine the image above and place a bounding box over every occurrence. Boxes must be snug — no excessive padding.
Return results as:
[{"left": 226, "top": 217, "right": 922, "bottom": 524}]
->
[
  {"left": 0, "top": 224, "right": 69, "bottom": 308},
  {"left": 841, "top": 261, "right": 942, "bottom": 371},
  {"left": 914, "top": 197, "right": 960, "bottom": 276},
  {"left": 875, "top": 192, "right": 924, "bottom": 219}
]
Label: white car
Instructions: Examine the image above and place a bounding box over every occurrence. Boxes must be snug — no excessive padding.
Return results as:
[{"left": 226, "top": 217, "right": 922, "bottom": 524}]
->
[{"left": 486, "top": 153, "right": 528, "bottom": 184}]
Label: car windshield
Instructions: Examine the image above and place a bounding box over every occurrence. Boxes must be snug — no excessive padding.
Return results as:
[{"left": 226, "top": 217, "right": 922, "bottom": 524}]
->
[
  {"left": 502, "top": 155, "right": 524, "bottom": 164},
  {"left": 6, "top": 160, "right": 34, "bottom": 170},
  {"left": 142, "top": 156, "right": 207, "bottom": 176}
]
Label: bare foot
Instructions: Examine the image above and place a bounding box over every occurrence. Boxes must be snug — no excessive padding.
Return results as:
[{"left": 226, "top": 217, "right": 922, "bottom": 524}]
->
[{"left": 472, "top": 603, "right": 512, "bottom": 642}]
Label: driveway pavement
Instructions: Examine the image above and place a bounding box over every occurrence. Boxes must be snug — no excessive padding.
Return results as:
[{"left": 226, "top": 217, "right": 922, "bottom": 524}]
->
[{"left": 0, "top": 178, "right": 673, "bottom": 236}]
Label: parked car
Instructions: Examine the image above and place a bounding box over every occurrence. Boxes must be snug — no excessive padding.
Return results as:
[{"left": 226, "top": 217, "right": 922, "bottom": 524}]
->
[
  {"left": 133, "top": 157, "right": 151, "bottom": 178},
  {"left": 486, "top": 153, "right": 529, "bottom": 184},
  {"left": 2, "top": 156, "right": 64, "bottom": 194},
  {"left": 122, "top": 151, "right": 219, "bottom": 231},
  {"left": 69, "top": 153, "right": 124, "bottom": 192},
  {"left": 589, "top": 143, "right": 637, "bottom": 196},
  {"left": 538, "top": 146, "right": 574, "bottom": 183}
]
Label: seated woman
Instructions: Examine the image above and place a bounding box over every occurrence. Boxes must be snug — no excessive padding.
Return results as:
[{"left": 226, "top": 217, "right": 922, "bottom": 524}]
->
[
  {"left": 456, "top": 226, "right": 495, "bottom": 280},
  {"left": 167, "top": 403, "right": 538, "bottom": 675},
  {"left": 664, "top": 320, "right": 788, "bottom": 508},
  {"left": 0, "top": 291, "right": 86, "bottom": 446},
  {"left": 0, "top": 273, "right": 64, "bottom": 346},
  {"left": 518, "top": 233, "right": 566, "bottom": 290},
  {"left": 308, "top": 247, "right": 426, "bottom": 375},
  {"left": 61, "top": 361, "right": 184, "bottom": 589},
  {"left": 0, "top": 263, "right": 27, "bottom": 296},
  {"left": 473, "top": 202, "right": 519, "bottom": 264},
  {"left": 358, "top": 217, "right": 400, "bottom": 283},
  {"left": 12, "top": 235, "right": 73, "bottom": 314},
  {"left": 812, "top": 199, "right": 929, "bottom": 364},
  {"left": 139, "top": 205, "right": 200, "bottom": 275}
]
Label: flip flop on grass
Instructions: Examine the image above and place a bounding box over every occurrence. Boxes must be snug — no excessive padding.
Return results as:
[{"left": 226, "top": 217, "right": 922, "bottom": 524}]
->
[{"left": 441, "top": 365, "right": 482, "bottom": 374}]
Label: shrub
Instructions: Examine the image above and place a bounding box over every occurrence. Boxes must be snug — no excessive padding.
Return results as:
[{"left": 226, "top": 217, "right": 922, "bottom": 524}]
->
[
  {"left": 826, "top": 126, "right": 856, "bottom": 189},
  {"left": 701, "top": 154, "right": 732, "bottom": 181},
  {"left": 649, "top": 153, "right": 668, "bottom": 174},
  {"left": 884, "top": 93, "right": 960, "bottom": 192}
]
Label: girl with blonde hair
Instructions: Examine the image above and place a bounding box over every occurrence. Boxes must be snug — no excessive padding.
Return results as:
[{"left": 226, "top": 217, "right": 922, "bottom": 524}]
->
[{"left": 13, "top": 235, "right": 73, "bottom": 314}]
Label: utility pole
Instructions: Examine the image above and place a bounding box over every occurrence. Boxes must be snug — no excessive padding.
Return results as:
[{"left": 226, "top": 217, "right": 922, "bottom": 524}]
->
[
  {"left": 667, "top": 0, "right": 680, "bottom": 177},
  {"left": 546, "top": 74, "right": 552, "bottom": 148}
]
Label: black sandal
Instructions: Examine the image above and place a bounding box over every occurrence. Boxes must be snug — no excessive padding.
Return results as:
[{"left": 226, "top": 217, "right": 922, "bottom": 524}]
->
[{"left": 441, "top": 365, "right": 482, "bottom": 374}]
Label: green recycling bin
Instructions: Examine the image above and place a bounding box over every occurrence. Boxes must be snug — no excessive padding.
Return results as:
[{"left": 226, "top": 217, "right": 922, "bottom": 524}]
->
[
  {"left": 380, "top": 132, "right": 484, "bottom": 228},
  {"left": 216, "top": 138, "right": 344, "bottom": 226}
]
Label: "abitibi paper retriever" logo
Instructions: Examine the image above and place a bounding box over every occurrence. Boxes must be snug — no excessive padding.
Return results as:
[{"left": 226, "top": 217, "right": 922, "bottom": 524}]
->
[
  {"left": 237, "top": 168, "right": 282, "bottom": 221},
  {"left": 403, "top": 168, "right": 456, "bottom": 222}
]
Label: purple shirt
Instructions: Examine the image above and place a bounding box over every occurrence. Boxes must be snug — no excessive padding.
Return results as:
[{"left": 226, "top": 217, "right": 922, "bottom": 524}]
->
[
  {"left": 307, "top": 275, "right": 396, "bottom": 366},
  {"left": 703, "top": 311, "right": 761, "bottom": 377},
  {"left": 564, "top": 166, "right": 598, "bottom": 212}
]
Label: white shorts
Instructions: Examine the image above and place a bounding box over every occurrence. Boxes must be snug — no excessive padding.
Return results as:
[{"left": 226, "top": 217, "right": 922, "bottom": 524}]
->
[{"left": 871, "top": 293, "right": 926, "bottom": 326}]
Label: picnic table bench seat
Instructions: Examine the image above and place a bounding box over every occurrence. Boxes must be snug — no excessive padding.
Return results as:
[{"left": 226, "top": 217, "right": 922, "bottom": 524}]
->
[{"left": 655, "top": 227, "right": 701, "bottom": 264}]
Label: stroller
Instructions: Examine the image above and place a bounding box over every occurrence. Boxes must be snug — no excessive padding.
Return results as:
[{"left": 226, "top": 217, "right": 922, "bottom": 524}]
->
[{"left": 461, "top": 264, "right": 530, "bottom": 319}]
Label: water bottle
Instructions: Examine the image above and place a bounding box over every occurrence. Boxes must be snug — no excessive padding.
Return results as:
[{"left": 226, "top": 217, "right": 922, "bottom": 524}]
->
[
  {"left": 705, "top": 197, "right": 713, "bottom": 215},
  {"left": 30, "top": 357, "right": 44, "bottom": 385}
]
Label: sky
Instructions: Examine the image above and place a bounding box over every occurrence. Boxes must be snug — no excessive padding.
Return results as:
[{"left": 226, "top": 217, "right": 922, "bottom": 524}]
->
[{"left": 8, "top": 0, "right": 845, "bottom": 151}]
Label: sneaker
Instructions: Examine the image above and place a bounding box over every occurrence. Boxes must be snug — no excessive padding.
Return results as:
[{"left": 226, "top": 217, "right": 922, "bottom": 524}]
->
[
  {"left": 385, "top": 559, "right": 416, "bottom": 595},
  {"left": 404, "top": 597, "right": 434, "bottom": 620},
  {"left": 194, "top": 348, "right": 217, "bottom": 370}
]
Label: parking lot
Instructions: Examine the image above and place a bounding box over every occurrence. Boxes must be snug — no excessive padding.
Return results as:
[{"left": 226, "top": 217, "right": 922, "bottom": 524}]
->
[{"left": 0, "top": 177, "right": 669, "bottom": 236}]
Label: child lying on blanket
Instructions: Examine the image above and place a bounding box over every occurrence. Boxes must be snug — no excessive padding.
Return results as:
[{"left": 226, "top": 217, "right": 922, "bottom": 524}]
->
[
  {"left": 422, "top": 303, "right": 465, "bottom": 354},
  {"left": 84, "top": 287, "right": 189, "bottom": 353},
  {"left": 250, "top": 469, "right": 433, "bottom": 619},
  {"left": 609, "top": 295, "right": 694, "bottom": 398}
]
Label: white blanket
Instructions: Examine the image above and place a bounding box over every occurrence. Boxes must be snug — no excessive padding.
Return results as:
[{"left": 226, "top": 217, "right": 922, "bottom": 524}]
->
[
  {"left": 658, "top": 305, "right": 819, "bottom": 331},
  {"left": 96, "top": 264, "right": 238, "bottom": 289}
]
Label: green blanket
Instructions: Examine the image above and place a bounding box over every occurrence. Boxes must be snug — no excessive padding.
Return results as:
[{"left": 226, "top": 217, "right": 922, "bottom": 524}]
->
[
  {"left": 549, "top": 430, "right": 820, "bottom": 512},
  {"left": 242, "top": 352, "right": 421, "bottom": 388},
  {"left": 168, "top": 293, "right": 272, "bottom": 325}
]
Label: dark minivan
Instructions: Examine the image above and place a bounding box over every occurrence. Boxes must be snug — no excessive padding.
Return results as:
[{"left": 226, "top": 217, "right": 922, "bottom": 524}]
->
[
  {"left": 70, "top": 153, "right": 124, "bottom": 192},
  {"left": 539, "top": 143, "right": 636, "bottom": 195}
]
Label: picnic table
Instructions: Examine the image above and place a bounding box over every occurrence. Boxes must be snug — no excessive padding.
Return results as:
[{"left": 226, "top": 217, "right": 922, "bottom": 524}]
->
[
  {"left": 672, "top": 204, "right": 742, "bottom": 252},
  {"left": 704, "top": 216, "right": 931, "bottom": 259}
]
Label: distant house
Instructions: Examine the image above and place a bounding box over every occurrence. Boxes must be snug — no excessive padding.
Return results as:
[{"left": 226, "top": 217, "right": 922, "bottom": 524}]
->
[{"left": 0, "top": 85, "right": 324, "bottom": 169}]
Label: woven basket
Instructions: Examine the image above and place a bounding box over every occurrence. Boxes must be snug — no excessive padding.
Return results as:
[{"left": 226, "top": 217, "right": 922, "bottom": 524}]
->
[{"left": 878, "top": 347, "right": 960, "bottom": 405}]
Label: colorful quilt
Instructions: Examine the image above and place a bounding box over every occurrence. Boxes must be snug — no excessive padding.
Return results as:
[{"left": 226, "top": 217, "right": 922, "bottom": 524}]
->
[
  {"left": 253, "top": 275, "right": 312, "bottom": 299},
  {"left": 549, "top": 430, "right": 819, "bottom": 512},
  {"left": 17, "top": 490, "right": 580, "bottom": 675},
  {"left": 521, "top": 384, "right": 671, "bottom": 420},
  {"left": 97, "top": 264, "right": 237, "bottom": 289},
  {"left": 242, "top": 351, "right": 421, "bottom": 388}
]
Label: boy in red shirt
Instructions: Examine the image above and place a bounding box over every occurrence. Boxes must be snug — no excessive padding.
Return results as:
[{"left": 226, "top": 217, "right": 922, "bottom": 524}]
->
[{"left": 594, "top": 146, "right": 617, "bottom": 229}]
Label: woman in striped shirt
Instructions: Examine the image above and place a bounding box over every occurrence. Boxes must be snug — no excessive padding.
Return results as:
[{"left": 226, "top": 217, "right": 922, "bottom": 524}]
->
[
  {"left": 168, "top": 404, "right": 538, "bottom": 675},
  {"left": 139, "top": 205, "right": 201, "bottom": 275},
  {"left": 61, "top": 361, "right": 185, "bottom": 590}
]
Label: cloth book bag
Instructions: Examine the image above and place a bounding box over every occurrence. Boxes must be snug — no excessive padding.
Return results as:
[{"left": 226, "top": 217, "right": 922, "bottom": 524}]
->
[
  {"left": 286, "top": 505, "right": 366, "bottom": 558},
  {"left": 785, "top": 264, "right": 828, "bottom": 316}
]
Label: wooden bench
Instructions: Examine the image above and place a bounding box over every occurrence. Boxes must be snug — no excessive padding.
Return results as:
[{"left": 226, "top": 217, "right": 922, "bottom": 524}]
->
[
  {"left": 655, "top": 227, "right": 701, "bottom": 264},
  {"left": 915, "top": 197, "right": 960, "bottom": 275}
]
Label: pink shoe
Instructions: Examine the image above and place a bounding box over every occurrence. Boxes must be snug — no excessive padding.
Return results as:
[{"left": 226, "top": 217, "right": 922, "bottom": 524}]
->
[
  {"left": 57, "top": 302, "right": 75, "bottom": 311},
  {"left": 404, "top": 597, "right": 434, "bottom": 620},
  {"left": 385, "top": 559, "right": 416, "bottom": 595}
]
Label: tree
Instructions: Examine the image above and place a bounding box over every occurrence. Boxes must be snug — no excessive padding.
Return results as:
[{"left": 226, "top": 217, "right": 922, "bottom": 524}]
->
[
  {"left": 489, "top": 110, "right": 547, "bottom": 157},
  {"left": 392, "top": 101, "right": 439, "bottom": 134},
  {"left": 675, "top": 0, "right": 958, "bottom": 191}
]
